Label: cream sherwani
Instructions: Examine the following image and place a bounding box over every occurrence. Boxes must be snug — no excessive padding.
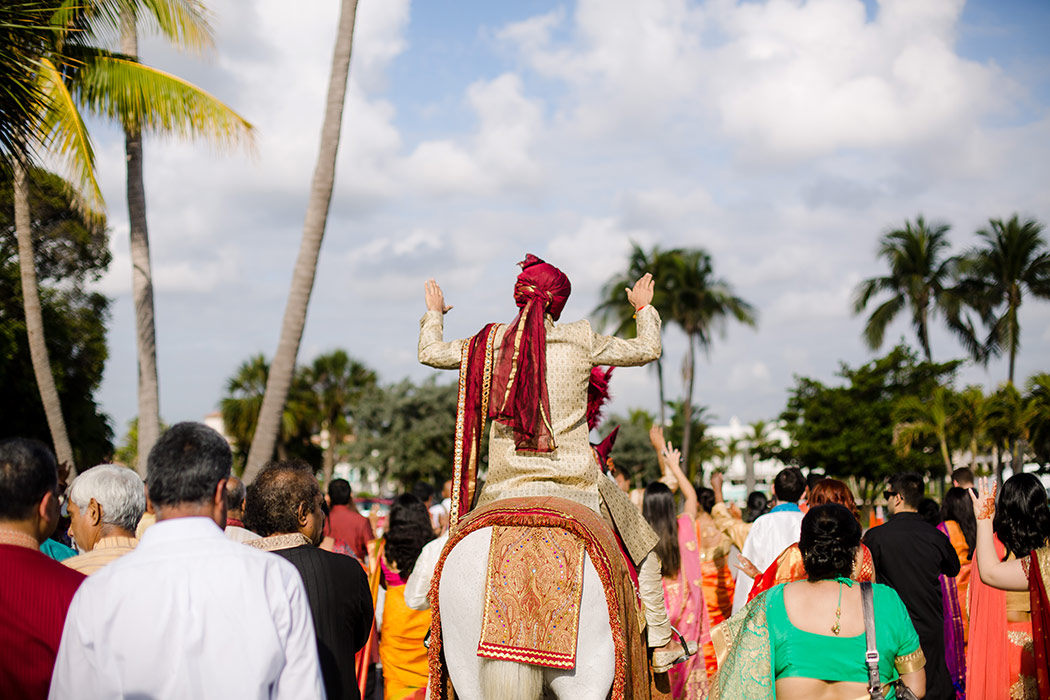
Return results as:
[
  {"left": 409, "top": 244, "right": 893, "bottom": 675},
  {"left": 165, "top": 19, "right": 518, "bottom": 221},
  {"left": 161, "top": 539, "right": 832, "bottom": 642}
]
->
[{"left": 418, "top": 305, "right": 662, "bottom": 565}]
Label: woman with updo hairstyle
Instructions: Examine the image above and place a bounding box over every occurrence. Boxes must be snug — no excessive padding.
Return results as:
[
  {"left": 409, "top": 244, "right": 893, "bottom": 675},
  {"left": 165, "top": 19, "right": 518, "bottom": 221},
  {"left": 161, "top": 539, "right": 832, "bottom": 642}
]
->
[
  {"left": 747, "top": 478, "right": 876, "bottom": 601},
  {"left": 966, "top": 473, "right": 1050, "bottom": 699},
  {"left": 710, "top": 504, "right": 925, "bottom": 700}
]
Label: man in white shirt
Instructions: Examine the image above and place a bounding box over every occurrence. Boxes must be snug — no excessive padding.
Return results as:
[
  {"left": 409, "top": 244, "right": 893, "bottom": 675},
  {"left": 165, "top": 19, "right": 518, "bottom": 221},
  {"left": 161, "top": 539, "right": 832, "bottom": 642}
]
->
[
  {"left": 731, "top": 466, "right": 807, "bottom": 613},
  {"left": 50, "top": 422, "right": 325, "bottom": 700}
]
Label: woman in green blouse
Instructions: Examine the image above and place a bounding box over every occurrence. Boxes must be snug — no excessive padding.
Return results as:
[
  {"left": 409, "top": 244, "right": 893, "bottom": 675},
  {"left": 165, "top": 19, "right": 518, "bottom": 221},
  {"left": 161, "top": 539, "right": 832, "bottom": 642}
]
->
[{"left": 710, "top": 504, "right": 926, "bottom": 700}]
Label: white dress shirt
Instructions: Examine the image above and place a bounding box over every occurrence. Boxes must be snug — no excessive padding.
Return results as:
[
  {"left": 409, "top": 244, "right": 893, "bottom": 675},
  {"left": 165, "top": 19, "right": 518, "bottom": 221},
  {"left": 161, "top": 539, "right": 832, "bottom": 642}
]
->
[
  {"left": 404, "top": 533, "right": 449, "bottom": 611},
  {"left": 50, "top": 516, "right": 325, "bottom": 700},
  {"left": 731, "top": 505, "right": 805, "bottom": 613}
]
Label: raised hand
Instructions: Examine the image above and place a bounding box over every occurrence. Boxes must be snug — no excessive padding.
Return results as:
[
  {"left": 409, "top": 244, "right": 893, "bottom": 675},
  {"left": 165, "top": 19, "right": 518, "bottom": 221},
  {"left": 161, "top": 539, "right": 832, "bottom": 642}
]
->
[
  {"left": 969, "top": 476, "right": 997, "bottom": 520},
  {"left": 662, "top": 440, "right": 682, "bottom": 472},
  {"left": 625, "top": 272, "right": 655, "bottom": 309},
  {"left": 649, "top": 424, "right": 665, "bottom": 450},
  {"left": 425, "top": 279, "right": 453, "bottom": 314}
]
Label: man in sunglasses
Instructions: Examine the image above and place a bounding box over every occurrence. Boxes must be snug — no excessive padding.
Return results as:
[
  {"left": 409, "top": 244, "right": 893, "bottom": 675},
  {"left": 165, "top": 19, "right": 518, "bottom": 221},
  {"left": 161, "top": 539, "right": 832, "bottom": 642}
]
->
[{"left": 864, "top": 472, "right": 961, "bottom": 700}]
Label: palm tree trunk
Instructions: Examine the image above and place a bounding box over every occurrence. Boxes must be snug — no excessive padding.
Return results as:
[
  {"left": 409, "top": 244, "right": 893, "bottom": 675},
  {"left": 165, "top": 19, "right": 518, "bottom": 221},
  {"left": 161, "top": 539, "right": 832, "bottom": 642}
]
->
[
  {"left": 1007, "top": 296, "right": 1018, "bottom": 385},
  {"left": 969, "top": 435, "right": 978, "bottom": 469},
  {"left": 919, "top": 312, "right": 932, "bottom": 363},
  {"left": 939, "top": 435, "right": 952, "bottom": 474},
  {"left": 322, "top": 424, "right": 336, "bottom": 485},
  {"left": 121, "top": 13, "right": 161, "bottom": 476},
  {"left": 656, "top": 358, "right": 666, "bottom": 426},
  {"left": 744, "top": 450, "right": 756, "bottom": 494},
  {"left": 680, "top": 333, "right": 696, "bottom": 479},
  {"left": 13, "top": 155, "right": 76, "bottom": 470},
  {"left": 243, "top": 0, "right": 360, "bottom": 483}
]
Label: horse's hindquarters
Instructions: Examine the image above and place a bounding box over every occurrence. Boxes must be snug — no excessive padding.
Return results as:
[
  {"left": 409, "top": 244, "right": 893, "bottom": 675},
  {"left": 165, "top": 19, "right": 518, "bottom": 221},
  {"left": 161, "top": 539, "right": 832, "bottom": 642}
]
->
[{"left": 438, "top": 526, "right": 615, "bottom": 700}]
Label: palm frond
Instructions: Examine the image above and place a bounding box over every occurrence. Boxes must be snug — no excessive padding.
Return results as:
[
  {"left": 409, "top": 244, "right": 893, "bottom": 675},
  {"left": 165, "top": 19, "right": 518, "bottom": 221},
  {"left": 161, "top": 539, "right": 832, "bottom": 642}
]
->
[
  {"left": 136, "top": 0, "right": 213, "bottom": 52},
  {"left": 73, "top": 52, "right": 254, "bottom": 151},
  {"left": 37, "top": 55, "right": 104, "bottom": 213}
]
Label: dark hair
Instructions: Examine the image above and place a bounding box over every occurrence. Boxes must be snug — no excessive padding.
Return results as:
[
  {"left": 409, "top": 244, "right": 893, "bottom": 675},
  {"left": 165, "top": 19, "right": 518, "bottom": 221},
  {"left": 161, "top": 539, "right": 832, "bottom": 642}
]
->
[
  {"left": 642, "top": 482, "right": 681, "bottom": 579},
  {"left": 225, "top": 476, "right": 246, "bottom": 511},
  {"left": 994, "top": 473, "right": 1050, "bottom": 560},
  {"left": 0, "top": 438, "right": 58, "bottom": 520},
  {"left": 774, "top": 467, "right": 806, "bottom": 503},
  {"left": 888, "top": 472, "right": 925, "bottom": 509},
  {"left": 918, "top": 498, "right": 942, "bottom": 527},
  {"left": 610, "top": 461, "right": 633, "bottom": 484},
  {"left": 951, "top": 467, "right": 974, "bottom": 487},
  {"left": 328, "top": 478, "right": 352, "bottom": 506},
  {"left": 244, "top": 460, "right": 320, "bottom": 538},
  {"left": 696, "top": 487, "right": 715, "bottom": 514},
  {"left": 411, "top": 481, "right": 434, "bottom": 504},
  {"left": 806, "top": 472, "right": 826, "bottom": 490},
  {"left": 745, "top": 491, "right": 769, "bottom": 523},
  {"left": 942, "top": 487, "right": 976, "bottom": 560},
  {"left": 799, "top": 504, "right": 861, "bottom": 581},
  {"left": 385, "top": 494, "right": 435, "bottom": 576},
  {"left": 146, "top": 422, "right": 232, "bottom": 507}
]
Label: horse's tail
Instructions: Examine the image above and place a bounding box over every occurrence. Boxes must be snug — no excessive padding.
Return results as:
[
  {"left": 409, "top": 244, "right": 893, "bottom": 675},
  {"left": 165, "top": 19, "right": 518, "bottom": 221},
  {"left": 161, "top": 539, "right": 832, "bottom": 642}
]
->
[{"left": 479, "top": 658, "right": 543, "bottom": 700}]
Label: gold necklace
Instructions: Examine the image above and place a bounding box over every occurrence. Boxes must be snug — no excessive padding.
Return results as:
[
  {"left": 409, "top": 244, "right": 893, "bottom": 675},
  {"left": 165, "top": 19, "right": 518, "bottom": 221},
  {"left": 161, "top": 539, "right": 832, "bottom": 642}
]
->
[{"left": 831, "top": 580, "right": 843, "bottom": 635}]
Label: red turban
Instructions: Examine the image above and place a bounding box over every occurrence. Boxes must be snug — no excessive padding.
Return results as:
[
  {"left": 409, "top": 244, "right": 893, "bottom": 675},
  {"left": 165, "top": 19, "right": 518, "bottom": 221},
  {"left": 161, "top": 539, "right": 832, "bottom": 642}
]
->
[{"left": 490, "top": 254, "right": 572, "bottom": 452}]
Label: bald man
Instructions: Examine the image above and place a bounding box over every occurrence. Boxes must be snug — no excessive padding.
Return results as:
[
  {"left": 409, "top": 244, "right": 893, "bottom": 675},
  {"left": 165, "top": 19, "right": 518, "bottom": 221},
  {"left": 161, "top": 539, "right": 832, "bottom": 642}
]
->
[{"left": 223, "top": 476, "right": 259, "bottom": 543}]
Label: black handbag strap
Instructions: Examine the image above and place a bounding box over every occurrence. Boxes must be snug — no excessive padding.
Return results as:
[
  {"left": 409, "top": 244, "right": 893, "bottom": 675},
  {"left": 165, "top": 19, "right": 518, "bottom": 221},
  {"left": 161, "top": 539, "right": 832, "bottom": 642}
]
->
[{"left": 861, "top": 582, "right": 885, "bottom": 700}]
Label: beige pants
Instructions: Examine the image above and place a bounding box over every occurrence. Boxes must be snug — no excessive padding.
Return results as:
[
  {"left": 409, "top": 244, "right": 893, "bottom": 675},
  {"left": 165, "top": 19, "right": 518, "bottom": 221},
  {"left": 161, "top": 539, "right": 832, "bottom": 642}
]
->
[{"left": 638, "top": 552, "right": 672, "bottom": 647}]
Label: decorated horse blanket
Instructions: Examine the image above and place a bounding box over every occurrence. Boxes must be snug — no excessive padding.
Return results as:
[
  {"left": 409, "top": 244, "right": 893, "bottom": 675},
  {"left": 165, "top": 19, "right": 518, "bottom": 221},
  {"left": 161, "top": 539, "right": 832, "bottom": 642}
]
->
[{"left": 427, "top": 496, "right": 663, "bottom": 700}]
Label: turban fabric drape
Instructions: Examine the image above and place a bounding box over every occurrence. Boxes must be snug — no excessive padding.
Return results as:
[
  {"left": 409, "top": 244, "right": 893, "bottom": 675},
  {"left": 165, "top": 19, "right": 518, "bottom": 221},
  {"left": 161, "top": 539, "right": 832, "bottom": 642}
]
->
[{"left": 489, "top": 254, "right": 571, "bottom": 453}]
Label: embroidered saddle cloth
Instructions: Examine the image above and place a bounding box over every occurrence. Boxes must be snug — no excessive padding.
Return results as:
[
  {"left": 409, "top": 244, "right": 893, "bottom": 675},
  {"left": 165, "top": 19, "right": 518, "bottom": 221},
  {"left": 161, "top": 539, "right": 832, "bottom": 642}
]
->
[
  {"left": 477, "top": 524, "right": 585, "bottom": 668},
  {"left": 428, "top": 496, "right": 662, "bottom": 700}
]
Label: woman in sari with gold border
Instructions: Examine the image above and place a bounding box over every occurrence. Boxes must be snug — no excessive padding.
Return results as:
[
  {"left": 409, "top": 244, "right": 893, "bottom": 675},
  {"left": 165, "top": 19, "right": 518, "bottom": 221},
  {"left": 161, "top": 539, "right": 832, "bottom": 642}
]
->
[
  {"left": 968, "top": 476, "right": 1050, "bottom": 700},
  {"left": 709, "top": 504, "right": 925, "bottom": 700},
  {"left": 642, "top": 442, "right": 711, "bottom": 699},
  {"left": 375, "top": 494, "right": 435, "bottom": 700}
]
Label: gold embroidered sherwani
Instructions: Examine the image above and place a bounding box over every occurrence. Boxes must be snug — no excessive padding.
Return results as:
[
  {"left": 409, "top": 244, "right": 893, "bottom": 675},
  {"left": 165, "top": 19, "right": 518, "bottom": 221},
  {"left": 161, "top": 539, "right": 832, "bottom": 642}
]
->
[{"left": 418, "top": 305, "right": 662, "bottom": 565}]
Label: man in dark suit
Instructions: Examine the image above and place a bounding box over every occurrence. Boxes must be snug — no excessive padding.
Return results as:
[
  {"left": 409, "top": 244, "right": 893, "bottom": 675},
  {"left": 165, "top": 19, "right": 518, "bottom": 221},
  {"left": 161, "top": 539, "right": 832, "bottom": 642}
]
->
[
  {"left": 864, "top": 471, "right": 960, "bottom": 700},
  {"left": 245, "top": 460, "right": 374, "bottom": 700}
]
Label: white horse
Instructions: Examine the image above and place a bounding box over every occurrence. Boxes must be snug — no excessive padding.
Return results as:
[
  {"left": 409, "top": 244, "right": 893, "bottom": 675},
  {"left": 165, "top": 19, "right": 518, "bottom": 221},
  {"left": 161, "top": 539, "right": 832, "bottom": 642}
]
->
[{"left": 437, "top": 526, "right": 617, "bottom": 700}]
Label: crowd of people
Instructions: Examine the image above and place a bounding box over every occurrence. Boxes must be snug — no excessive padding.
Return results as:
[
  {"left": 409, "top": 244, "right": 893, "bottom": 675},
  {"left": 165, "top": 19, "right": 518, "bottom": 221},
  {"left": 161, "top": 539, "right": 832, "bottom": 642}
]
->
[{"left": 4, "top": 252, "right": 1050, "bottom": 700}]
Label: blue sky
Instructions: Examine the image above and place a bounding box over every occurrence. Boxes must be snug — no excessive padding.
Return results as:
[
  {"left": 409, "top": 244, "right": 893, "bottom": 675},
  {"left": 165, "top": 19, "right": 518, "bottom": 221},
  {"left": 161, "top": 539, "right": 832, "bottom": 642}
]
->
[{"left": 85, "top": 0, "right": 1050, "bottom": 445}]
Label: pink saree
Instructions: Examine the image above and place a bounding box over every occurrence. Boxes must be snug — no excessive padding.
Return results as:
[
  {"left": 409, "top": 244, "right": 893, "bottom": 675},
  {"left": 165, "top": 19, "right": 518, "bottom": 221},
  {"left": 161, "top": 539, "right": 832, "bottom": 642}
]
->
[{"left": 662, "top": 513, "right": 712, "bottom": 699}]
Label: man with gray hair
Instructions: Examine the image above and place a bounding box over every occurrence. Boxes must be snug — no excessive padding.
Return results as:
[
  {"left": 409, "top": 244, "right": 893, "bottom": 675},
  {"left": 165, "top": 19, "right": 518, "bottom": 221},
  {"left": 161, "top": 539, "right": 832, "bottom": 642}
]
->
[
  {"left": 64, "top": 465, "right": 145, "bottom": 575},
  {"left": 224, "top": 474, "right": 259, "bottom": 542},
  {"left": 50, "top": 422, "right": 324, "bottom": 699}
]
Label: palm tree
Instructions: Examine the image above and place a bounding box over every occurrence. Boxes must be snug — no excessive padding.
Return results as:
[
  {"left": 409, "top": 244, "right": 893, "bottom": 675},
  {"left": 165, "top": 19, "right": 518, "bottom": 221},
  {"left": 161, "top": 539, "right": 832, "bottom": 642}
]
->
[
  {"left": 744, "top": 419, "right": 779, "bottom": 494},
  {"left": 893, "top": 386, "right": 956, "bottom": 475},
  {"left": 306, "top": 350, "right": 376, "bottom": 485},
  {"left": 72, "top": 1, "right": 253, "bottom": 473},
  {"left": 220, "top": 354, "right": 313, "bottom": 462},
  {"left": 952, "top": 385, "right": 994, "bottom": 469},
  {"left": 663, "top": 249, "right": 756, "bottom": 471},
  {"left": 594, "top": 243, "right": 675, "bottom": 424},
  {"left": 7, "top": 2, "right": 252, "bottom": 473},
  {"left": 852, "top": 216, "right": 975, "bottom": 362},
  {"left": 986, "top": 383, "right": 1028, "bottom": 482},
  {"left": 1026, "top": 374, "right": 1050, "bottom": 468},
  {"left": 244, "top": 0, "right": 361, "bottom": 483},
  {"left": 957, "top": 216, "right": 1050, "bottom": 384}
]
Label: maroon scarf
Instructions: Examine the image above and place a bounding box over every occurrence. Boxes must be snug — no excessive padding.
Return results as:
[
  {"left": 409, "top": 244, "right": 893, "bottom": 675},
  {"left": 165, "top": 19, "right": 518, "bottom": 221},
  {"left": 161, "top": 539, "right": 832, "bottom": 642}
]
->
[
  {"left": 1031, "top": 548, "right": 1050, "bottom": 698},
  {"left": 489, "top": 254, "right": 571, "bottom": 453}
]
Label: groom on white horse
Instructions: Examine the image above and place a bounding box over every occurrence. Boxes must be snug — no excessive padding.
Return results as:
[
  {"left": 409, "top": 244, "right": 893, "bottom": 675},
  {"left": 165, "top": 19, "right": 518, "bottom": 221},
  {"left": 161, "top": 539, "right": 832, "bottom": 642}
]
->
[{"left": 419, "top": 255, "right": 695, "bottom": 687}]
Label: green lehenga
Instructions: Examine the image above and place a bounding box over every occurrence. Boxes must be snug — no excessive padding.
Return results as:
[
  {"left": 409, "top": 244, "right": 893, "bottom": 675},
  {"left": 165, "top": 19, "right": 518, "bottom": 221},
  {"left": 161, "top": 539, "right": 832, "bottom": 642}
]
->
[{"left": 708, "top": 590, "right": 776, "bottom": 700}]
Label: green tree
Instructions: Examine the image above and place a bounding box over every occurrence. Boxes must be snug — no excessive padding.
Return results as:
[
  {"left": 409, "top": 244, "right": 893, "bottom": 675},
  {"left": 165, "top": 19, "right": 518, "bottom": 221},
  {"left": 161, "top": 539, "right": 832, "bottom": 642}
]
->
[
  {"left": 1, "top": 165, "right": 113, "bottom": 467},
  {"left": 986, "top": 382, "right": 1029, "bottom": 481},
  {"left": 348, "top": 378, "right": 458, "bottom": 489},
  {"left": 245, "top": 0, "right": 361, "bottom": 483},
  {"left": 304, "top": 349, "right": 376, "bottom": 485},
  {"left": 893, "top": 385, "right": 956, "bottom": 475},
  {"left": 664, "top": 399, "right": 720, "bottom": 482},
  {"left": 662, "top": 249, "right": 756, "bottom": 471},
  {"left": 952, "top": 385, "right": 995, "bottom": 470},
  {"left": 112, "top": 416, "right": 169, "bottom": 468},
  {"left": 779, "top": 345, "right": 960, "bottom": 506},
  {"left": 593, "top": 243, "right": 675, "bottom": 424},
  {"left": 1026, "top": 374, "right": 1050, "bottom": 469},
  {"left": 744, "top": 419, "right": 780, "bottom": 494},
  {"left": 603, "top": 410, "right": 660, "bottom": 486},
  {"left": 958, "top": 215, "right": 1050, "bottom": 384},
  {"left": 852, "top": 215, "right": 976, "bottom": 362}
]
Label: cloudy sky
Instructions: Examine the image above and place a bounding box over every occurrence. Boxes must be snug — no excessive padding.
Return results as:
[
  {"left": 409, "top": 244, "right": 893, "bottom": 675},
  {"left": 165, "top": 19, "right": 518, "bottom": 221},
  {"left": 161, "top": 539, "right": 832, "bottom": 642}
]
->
[{"left": 86, "top": 0, "right": 1050, "bottom": 441}]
